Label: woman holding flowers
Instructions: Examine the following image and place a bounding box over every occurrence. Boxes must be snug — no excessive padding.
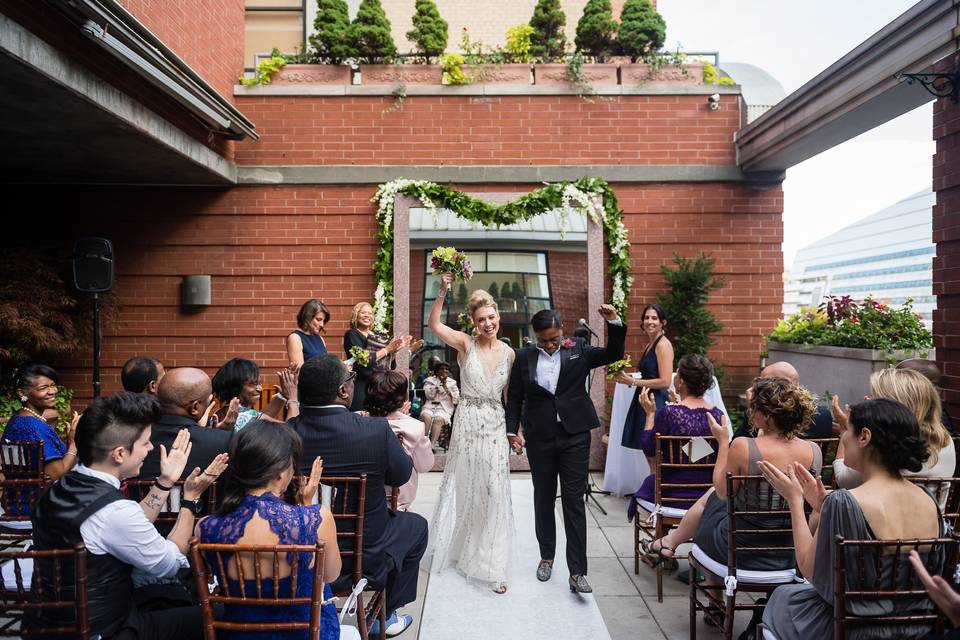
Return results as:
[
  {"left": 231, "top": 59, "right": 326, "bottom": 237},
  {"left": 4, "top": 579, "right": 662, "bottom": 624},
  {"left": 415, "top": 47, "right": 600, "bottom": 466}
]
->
[
  {"left": 427, "top": 247, "right": 516, "bottom": 594},
  {"left": 343, "top": 302, "right": 407, "bottom": 412}
]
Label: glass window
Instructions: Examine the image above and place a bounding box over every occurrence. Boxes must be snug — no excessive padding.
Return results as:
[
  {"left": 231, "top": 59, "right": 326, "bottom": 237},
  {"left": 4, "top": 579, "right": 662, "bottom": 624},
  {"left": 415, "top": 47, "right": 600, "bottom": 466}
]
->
[
  {"left": 244, "top": 1, "right": 304, "bottom": 69},
  {"left": 487, "top": 252, "right": 546, "bottom": 273}
]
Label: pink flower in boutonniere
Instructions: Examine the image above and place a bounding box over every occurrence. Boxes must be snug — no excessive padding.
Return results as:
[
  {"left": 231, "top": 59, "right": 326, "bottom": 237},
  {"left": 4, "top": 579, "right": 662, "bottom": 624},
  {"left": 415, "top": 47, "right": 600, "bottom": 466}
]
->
[{"left": 561, "top": 339, "right": 576, "bottom": 349}]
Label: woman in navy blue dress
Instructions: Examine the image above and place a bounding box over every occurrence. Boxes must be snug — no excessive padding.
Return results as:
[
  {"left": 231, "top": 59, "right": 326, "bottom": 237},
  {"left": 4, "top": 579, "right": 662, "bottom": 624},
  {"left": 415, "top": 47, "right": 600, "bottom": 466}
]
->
[
  {"left": 198, "top": 421, "right": 343, "bottom": 640},
  {"left": 3, "top": 363, "right": 79, "bottom": 482},
  {"left": 616, "top": 304, "right": 675, "bottom": 450},
  {"left": 286, "top": 299, "right": 330, "bottom": 369}
]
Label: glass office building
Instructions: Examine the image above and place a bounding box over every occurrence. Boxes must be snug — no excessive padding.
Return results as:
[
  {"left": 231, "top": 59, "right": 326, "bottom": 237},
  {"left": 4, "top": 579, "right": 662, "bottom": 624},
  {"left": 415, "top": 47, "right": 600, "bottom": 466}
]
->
[{"left": 783, "top": 189, "right": 935, "bottom": 326}]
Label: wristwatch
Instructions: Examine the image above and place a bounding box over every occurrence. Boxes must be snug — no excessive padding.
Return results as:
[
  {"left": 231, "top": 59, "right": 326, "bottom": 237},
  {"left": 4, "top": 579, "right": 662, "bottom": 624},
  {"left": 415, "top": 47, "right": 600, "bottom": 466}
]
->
[{"left": 179, "top": 497, "right": 204, "bottom": 516}]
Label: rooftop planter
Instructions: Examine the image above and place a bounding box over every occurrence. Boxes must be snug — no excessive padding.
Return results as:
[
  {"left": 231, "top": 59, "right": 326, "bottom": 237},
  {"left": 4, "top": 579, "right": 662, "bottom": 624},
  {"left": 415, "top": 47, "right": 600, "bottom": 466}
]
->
[
  {"left": 621, "top": 62, "right": 703, "bottom": 84},
  {"left": 359, "top": 64, "right": 443, "bottom": 85},
  {"left": 533, "top": 62, "right": 617, "bottom": 85},
  {"left": 273, "top": 64, "right": 352, "bottom": 85},
  {"left": 766, "top": 296, "right": 932, "bottom": 402}
]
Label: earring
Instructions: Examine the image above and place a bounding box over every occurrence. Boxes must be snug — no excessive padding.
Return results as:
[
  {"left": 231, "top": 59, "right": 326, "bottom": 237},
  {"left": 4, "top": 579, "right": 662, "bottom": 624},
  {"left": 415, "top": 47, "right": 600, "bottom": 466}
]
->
[{"left": 18, "top": 396, "right": 26, "bottom": 403}]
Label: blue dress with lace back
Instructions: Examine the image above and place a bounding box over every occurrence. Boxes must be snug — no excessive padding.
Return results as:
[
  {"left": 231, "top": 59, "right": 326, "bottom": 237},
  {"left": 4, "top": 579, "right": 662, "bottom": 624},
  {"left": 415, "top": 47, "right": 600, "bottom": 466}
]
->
[{"left": 198, "top": 493, "right": 339, "bottom": 640}]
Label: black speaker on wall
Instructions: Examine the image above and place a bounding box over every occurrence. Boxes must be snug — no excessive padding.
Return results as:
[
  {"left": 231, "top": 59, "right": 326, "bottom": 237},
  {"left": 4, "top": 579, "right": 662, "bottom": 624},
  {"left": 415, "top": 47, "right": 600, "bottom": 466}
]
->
[{"left": 72, "top": 237, "right": 114, "bottom": 293}]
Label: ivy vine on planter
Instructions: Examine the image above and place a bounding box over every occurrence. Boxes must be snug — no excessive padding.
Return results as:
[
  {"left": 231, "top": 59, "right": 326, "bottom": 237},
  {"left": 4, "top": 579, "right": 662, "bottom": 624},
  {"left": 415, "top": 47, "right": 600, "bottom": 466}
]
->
[{"left": 370, "top": 178, "right": 633, "bottom": 334}]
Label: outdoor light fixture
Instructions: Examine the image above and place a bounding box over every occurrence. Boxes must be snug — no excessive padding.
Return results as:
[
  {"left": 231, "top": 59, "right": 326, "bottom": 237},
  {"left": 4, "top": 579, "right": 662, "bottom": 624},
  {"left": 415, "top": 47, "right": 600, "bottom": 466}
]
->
[
  {"left": 897, "top": 71, "right": 960, "bottom": 103},
  {"left": 181, "top": 275, "right": 212, "bottom": 307},
  {"left": 707, "top": 93, "right": 721, "bottom": 110}
]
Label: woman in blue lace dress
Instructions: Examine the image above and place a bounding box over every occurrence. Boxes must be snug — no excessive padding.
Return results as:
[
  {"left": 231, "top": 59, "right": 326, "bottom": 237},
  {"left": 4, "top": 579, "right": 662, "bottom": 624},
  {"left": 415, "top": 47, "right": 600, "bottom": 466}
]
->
[{"left": 197, "top": 421, "right": 343, "bottom": 640}]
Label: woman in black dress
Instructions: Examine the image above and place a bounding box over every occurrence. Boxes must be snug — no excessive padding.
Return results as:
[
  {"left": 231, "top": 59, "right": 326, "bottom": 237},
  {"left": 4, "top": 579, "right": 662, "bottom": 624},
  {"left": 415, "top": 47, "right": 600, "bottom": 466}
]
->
[
  {"left": 343, "top": 301, "right": 406, "bottom": 412},
  {"left": 286, "top": 299, "right": 330, "bottom": 369}
]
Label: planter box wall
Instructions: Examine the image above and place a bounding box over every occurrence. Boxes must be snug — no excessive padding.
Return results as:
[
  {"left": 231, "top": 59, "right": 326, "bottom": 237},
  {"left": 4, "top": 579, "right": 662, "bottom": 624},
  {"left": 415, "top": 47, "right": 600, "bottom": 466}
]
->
[
  {"left": 620, "top": 62, "right": 703, "bottom": 84},
  {"left": 766, "top": 341, "right": 934, "bottom": 404},
  {"left": 273, "top": 64, "right": 352, "bottom": 85},
  {"left": 533, "top": 63, "right": 618, "bottom": 85},
  {"left": 360, "top": 64, "right": 443, "bottom": 85}
]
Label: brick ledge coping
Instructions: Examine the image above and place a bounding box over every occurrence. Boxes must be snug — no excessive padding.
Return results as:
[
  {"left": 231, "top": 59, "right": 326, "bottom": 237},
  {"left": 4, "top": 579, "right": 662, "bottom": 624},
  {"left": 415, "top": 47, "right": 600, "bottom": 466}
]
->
[
  {"left": 234, "top": 84, "right": 742, "bottom": 97},
  {"left": 236, "top": 164, "right": 784, "bottom": 185}
]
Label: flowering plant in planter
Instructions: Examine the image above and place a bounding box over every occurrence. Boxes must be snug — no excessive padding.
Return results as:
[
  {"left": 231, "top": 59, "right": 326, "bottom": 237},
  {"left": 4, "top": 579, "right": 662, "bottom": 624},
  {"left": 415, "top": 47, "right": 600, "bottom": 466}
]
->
[{"left": 769, "top": 296, "right": 931, "bottom": 352}]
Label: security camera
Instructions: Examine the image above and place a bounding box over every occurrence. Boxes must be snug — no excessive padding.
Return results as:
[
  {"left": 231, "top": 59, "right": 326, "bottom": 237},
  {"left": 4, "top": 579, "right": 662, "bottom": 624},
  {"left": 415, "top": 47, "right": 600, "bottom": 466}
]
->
[{"left": 707, "top": 93, "right": 721, "bottom": 111}]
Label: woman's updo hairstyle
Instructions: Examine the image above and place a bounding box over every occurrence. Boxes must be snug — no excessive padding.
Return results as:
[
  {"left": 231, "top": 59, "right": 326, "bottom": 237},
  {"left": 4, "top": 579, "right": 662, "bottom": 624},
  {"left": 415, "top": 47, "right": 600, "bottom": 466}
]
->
[
  {"left": 848, "top": 398, "right": 929, "bottom": 476},
  {"left": 467, "top": 289, "right": 497, "bottom": 320},
  {"left": 217, "top": 420, "right": 303, "bottom": 514},
  {"left": 747, "top": 377, "right": 817, "bottom": 438},
  {"left": 365, "top": 370, "right": 409, "bottom": 417},
  {"left": 676, "top": 354, "right": 714, "bottom": 397}
]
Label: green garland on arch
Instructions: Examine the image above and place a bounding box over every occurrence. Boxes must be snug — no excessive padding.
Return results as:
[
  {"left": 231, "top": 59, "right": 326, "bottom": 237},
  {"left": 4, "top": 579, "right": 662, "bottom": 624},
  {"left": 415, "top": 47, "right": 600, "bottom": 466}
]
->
[{"left": 370, "top": 177, "right": 633, "bottom": 334}]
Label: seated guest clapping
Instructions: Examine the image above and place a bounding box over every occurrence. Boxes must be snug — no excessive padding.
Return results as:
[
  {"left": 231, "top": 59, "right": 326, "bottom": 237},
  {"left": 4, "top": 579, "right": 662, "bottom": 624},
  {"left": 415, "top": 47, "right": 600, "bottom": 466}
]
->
[
  {"left": 197, "top": 420, "right": 343, "bottom": 640},
  {"left": 642, "top": 377, "right": 821, "bottom": 571},
  {"left": 291, "top": 354, "right": 426, "bottom": 637},
  {"left": 420, "top": 361, "right": 460, "bottom": 447},
  {"left": 211, "top": 358, "right": 299, "bottom": 431},
  {"left": 630, "top": 355, "right": 724, "bottom": 551},
  {"left": 365, "top": 370, "right": 435, "bottom": 511},
  {"left": 138, "top": 367, "right": 231, "bottom": 482},
  {"left": 760, "top": 399, "right": 945, "bottom": 639},
  {"left": 832, "top": 369, "right": 956, "bottom": 505},
  {"left": 30, "top": 392, "right": 227, "bottom": 639}
]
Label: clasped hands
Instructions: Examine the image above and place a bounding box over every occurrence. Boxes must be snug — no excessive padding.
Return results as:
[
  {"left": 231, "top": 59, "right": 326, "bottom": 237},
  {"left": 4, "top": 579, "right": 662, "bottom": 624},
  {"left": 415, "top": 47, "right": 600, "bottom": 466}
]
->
[
  {"left": 158, "top": 429, "right": 230, "bottom": 501},
  {"left": 507, "top": 433, "right": 525, "bottom": 454}
]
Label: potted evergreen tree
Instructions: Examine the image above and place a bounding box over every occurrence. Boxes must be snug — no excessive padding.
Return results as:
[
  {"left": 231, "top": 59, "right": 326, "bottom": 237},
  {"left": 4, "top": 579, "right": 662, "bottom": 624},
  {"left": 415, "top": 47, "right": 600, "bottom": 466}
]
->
[
  {"left": 275, "top": 0, "right": 353, "bottom": 84},
  {"left": 349, "top": 0, "right": 403, "bottom": 84},
  {"left": 618, "top": 0, "right": 699, "bottom": 84},
  {"left": 386, "top": 0, "right": 447, "bottom": 84},
  {"left": 537, "top": 0, "right": 618, "bottom": 85}
]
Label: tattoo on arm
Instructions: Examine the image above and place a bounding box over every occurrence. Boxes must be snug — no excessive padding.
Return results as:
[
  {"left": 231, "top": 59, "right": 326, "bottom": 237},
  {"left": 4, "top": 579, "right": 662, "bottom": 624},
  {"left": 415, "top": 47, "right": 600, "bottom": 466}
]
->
[{"left": 145, "top": 490, "right": 166, "bottom": 511}]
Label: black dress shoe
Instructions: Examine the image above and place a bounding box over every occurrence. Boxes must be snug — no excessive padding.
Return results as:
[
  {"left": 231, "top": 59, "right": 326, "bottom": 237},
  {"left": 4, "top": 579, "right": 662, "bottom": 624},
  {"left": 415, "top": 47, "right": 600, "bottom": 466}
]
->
[
  {"left": 536, "top": 560, "right": 553, "bottom": 582},
  {"left": 568, "top": 574, "right": 592, "bottom": 593}
]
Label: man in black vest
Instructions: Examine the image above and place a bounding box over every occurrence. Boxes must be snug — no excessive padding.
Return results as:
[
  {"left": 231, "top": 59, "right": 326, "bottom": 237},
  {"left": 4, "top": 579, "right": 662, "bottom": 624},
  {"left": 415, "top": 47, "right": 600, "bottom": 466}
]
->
[
  {"left": 31, "top": 392, "right": 227, "bottom": 639},
  {"left": 506, "top": 305, "right": 626, "bottom": 593},
  {"left": 290, "top": 354, "right": 425, "bottom": 637}
]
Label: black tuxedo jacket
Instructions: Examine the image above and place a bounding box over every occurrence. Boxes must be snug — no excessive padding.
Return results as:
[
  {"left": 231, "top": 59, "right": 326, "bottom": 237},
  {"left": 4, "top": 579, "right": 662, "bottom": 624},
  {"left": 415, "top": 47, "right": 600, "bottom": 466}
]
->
[
  {"left": 505, "top": 321, "right": 626, "bottom": 439},
  {"left": 137, "top": 414, "right": 232, "bottom": 481},
  {"left": 290, "top": 406, "right": 413, "bottom": 588}
]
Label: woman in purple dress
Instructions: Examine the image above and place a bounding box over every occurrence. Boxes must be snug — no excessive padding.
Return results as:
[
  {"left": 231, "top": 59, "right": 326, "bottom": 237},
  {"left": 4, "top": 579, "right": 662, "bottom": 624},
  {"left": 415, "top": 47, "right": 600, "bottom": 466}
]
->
[{"left": 629, "top": 355, "right": 723, "bottom": 542}]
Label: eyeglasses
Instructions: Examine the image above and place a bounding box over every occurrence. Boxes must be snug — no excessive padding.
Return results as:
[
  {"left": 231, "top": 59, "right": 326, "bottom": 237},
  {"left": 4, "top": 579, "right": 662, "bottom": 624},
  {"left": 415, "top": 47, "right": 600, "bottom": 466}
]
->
[
  {"left": 32, "top": 384, "right": 58, "bottom": 393},
  {"left": 341, "top": 371, "right": 357, "bottom": 386}
]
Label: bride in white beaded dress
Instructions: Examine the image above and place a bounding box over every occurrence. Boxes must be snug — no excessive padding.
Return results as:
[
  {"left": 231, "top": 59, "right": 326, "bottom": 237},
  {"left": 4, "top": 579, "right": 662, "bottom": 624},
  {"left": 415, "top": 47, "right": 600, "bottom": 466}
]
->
[{"left": 427, "top": 272, "right": 516, "bottom": 593}]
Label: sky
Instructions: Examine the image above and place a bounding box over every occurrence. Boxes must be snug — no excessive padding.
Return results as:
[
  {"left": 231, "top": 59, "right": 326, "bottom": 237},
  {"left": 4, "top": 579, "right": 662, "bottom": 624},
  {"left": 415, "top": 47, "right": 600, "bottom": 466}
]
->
[{"left": 658, "top": 0, "right": 934, "bottom": 269}]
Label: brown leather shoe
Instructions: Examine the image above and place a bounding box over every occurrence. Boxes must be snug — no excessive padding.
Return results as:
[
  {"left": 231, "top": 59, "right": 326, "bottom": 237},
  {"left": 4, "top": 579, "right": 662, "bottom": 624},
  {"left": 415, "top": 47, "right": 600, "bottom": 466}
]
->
[{"left": 569, "top": 574, "right": 592, "bottom": 593}]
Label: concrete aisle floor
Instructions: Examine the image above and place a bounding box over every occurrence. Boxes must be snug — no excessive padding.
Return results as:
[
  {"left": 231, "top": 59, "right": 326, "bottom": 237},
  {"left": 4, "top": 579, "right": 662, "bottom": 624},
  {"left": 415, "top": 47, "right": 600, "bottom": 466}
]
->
[{"left": 395, "top": 471, "right": 753, "bottom": 640}]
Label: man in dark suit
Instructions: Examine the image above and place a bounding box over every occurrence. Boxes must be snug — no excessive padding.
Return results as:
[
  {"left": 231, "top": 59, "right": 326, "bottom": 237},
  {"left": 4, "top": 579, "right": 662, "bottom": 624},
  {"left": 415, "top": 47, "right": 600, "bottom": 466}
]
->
[
  {"left": 506, "top": 305, "right": 626, "bottom": 594},
  {"left": 138, "top": 367, "right": 231, "bottom": 481},
  {"left": 290, "top": 354, "right": 425, "bottom": 637}
]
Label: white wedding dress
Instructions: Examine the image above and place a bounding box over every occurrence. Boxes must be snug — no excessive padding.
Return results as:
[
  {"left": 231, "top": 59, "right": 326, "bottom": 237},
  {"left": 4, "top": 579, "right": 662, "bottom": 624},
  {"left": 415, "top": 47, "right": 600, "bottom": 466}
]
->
[{"left": 429, "top": 339, "right": 514, "bottom": 584}]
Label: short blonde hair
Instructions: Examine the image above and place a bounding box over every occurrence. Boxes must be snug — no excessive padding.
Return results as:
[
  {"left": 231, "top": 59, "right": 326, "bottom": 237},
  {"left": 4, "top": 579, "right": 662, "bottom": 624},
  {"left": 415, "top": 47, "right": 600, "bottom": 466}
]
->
[
  {"left": 350, "top": 302, "right": 373, "bottom": 329},
  {"left": 467, "top": 289, "right": 497, "bottom": 320},
  {"left": 870, "top": 368, "right": 950, "bottom": 465}
]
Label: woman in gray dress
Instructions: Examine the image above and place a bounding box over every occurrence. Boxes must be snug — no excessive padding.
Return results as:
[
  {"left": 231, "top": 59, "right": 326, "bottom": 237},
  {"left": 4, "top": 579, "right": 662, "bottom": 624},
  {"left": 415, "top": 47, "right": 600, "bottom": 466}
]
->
[{"left": 759, "top": 398, "right": 945, "bottom": 640}]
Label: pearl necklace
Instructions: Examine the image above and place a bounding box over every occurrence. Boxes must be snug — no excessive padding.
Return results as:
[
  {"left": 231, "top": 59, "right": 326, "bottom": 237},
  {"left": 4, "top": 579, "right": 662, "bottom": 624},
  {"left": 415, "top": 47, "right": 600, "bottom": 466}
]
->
[{"left": 22, "top": 406, "right": 46, "bottom": 421}]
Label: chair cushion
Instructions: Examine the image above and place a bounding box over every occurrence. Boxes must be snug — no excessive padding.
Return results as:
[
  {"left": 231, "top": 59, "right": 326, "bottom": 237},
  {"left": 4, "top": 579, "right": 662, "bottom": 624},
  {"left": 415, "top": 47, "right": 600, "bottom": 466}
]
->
[
  {"left": 689, "top": 543, "right": 798, "bottom": 584},
  {"left": 636, "top": 498, "right": 688, "bottom": 520},
  {"left": 761, "top": 626, "right": 778, "bottom": 640}
]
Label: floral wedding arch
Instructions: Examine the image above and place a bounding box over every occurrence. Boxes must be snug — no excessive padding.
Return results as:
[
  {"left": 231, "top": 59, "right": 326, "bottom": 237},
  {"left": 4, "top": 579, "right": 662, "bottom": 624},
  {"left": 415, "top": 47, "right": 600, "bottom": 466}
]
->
[{"left": 369, "top": 178, "right": 633, "bottom": 334}]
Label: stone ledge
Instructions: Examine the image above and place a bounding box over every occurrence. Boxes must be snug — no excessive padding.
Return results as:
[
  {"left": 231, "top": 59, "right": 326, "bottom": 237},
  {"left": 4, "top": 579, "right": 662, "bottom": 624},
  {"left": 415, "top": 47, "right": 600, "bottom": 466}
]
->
[
  {"left": 237, "top": 164, "right": 784, "bottom": 185},
  {"left": 234, "top": 83, "right": 742, "bottom": 97}
]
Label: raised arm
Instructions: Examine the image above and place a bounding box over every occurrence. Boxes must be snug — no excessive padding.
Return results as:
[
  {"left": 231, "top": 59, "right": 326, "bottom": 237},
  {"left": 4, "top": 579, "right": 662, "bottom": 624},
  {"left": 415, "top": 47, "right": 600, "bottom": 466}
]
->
[
  {"left": 583, "top": 304, "right": 627, "bottom": 368},
  {"left": 428, "top": 273, "right": 472, "bottom": 355}
]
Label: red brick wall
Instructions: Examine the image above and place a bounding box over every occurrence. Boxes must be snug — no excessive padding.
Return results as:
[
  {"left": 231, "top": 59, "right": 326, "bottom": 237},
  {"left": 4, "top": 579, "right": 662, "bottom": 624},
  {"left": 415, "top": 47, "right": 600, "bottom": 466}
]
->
[
  {"left": 934, "top": 54, "right": 960, "bottom": 415},
  {"left": 548, "top": 251, "right": 589, "bottom": 332},
  {"left": 233, "top": 95, "right": 739, "bottom": 166},
  {"left": 12, "top": 179, "right": 780, "bottom": 407},
  {"left": 118, "top": 0, "right": 245, "bottom": 103}
]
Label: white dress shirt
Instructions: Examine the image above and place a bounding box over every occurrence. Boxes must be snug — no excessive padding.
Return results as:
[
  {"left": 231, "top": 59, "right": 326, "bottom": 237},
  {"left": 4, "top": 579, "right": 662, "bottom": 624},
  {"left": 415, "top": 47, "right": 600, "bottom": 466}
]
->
[
  {"left": 74, "top": 465, "right": 188, "bottom": 578},
  {"left": 535, "top": 347, "right": 563, "bottom": 395}
]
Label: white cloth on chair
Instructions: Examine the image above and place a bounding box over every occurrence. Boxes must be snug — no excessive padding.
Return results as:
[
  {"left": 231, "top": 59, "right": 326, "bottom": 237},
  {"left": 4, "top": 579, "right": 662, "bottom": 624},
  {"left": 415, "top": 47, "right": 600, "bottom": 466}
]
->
[
  {"left": 602, "top": 374, "right": 649, "bottom": 496},
  {"left": 701, "top": 377, "right": 730, "bottom": 440}
]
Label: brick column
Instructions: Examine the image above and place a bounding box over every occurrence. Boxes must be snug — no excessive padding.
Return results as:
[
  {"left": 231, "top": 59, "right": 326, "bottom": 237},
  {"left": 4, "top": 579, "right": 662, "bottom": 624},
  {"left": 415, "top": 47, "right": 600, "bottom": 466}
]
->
[{"left": 933, "top": 53, "right": 960, "bottom": 415}]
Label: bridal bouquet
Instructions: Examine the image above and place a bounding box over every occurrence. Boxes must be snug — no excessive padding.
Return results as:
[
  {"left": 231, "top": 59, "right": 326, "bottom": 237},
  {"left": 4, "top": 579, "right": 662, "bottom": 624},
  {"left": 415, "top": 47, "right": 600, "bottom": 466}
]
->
[
  {"left": 431, "top": 246, "right": 474, "bottom": 281},
  {"left": 346, "top": 346, "right": 370, "bottom": 368},
  {"left": 605, "top": 356, "right": 632, "bottom": 380}
]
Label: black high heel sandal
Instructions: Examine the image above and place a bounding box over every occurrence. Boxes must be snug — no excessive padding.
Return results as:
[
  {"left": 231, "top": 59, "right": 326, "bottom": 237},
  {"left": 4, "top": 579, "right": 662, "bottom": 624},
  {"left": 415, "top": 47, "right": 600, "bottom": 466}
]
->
[{"left": 640, "top": 538, "right": 679, "bottom": 573}]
